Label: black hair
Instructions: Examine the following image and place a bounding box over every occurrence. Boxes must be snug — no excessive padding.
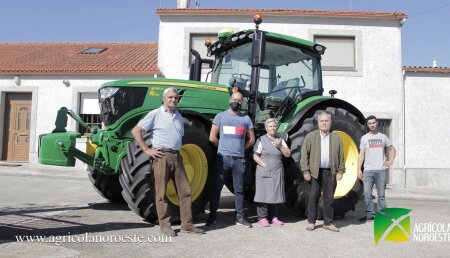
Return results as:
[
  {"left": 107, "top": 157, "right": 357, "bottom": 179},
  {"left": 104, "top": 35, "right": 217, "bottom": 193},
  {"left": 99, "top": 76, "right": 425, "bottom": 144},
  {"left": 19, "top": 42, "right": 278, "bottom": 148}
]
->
[{"left": 366, "top": 115, "right": 377, "bottom": 122}]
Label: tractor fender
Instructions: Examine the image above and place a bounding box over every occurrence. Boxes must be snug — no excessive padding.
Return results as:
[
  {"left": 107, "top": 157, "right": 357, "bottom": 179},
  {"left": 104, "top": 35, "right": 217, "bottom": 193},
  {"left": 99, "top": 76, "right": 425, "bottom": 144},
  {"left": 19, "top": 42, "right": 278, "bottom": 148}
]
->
[
  {"left": 179, "top": 110, "right": 213, "bottom": 129},
  {"left": 284, "top": 97, "right": 365, "bottom": 135},
  {"left": 106, "top": 109, "right": 212, "bottom": 173}
]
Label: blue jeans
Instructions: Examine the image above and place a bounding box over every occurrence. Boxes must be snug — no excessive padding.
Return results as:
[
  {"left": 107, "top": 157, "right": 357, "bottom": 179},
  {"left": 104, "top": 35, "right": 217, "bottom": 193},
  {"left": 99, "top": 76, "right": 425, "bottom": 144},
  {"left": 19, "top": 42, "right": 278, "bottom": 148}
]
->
[
  {"left": 209, "top": 154, "right": 246, "bottom": 219},
  {"left": 363, "top": 169, "right": 387, "bottom": 218}
]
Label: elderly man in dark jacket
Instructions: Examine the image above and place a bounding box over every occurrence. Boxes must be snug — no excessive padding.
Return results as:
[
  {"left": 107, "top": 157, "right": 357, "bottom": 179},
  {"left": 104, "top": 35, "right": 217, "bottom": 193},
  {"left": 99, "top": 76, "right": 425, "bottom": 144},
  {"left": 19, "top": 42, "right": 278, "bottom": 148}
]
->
[{"left": 300, "top": 111, "right": 345, "bottom": 232}]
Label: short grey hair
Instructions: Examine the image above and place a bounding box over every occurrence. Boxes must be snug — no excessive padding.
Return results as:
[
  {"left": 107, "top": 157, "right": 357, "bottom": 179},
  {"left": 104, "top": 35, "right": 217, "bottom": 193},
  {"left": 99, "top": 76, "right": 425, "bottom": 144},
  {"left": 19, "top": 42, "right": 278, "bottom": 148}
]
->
[
  {"left": 163, "top": 87, "right": 178, "bottom": 98},
  {"left": 318, "top": 111, "right": 331, "bottom": 120},
  {"left": 264, "top": 118, "right": 279, "bottom": 128}
]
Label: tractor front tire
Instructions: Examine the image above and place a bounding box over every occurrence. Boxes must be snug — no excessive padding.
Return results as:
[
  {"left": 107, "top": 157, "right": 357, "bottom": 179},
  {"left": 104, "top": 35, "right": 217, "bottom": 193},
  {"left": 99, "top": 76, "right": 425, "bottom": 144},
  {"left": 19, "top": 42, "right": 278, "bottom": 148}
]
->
[
  {"left": 88, "top": 166, "right": 124, "bottom": 203},
  {"left": 119, "top": 132, "right": 157, "bottom": 223}
]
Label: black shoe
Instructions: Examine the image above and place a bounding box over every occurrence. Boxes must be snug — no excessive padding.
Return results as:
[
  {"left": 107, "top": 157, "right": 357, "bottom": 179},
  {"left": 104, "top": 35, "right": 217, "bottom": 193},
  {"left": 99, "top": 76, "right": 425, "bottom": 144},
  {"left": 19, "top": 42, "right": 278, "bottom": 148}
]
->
[
  {"left": 205, "top": 213, "right": 217, "bottom": 227},
  {"left": 236, "top": 217, "right": 252, "bottom": 228},
  {"left": 359, "top": 216, "right": 374, "bottom": 222}
]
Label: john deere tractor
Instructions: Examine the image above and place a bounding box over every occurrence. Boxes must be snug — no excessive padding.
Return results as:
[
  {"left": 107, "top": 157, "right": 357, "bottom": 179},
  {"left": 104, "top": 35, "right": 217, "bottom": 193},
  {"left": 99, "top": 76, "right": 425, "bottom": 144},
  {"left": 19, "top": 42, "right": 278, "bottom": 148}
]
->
[{"left": 39, "top": 15, "right": 365, "bottom": 222}]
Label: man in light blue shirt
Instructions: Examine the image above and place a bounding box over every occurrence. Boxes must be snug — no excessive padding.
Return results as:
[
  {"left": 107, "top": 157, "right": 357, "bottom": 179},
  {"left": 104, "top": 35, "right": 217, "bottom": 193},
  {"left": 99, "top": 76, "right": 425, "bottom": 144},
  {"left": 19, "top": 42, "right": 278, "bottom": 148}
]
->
[{"left": 132, "top": 87, "right": 204, "bottom": 236}]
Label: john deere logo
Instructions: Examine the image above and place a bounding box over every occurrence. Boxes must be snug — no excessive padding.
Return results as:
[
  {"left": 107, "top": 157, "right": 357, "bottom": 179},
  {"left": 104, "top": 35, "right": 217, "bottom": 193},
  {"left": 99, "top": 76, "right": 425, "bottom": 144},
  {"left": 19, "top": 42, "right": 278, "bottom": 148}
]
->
[{"left": 374, "top": 208, "right": 412, "bottom": 245}]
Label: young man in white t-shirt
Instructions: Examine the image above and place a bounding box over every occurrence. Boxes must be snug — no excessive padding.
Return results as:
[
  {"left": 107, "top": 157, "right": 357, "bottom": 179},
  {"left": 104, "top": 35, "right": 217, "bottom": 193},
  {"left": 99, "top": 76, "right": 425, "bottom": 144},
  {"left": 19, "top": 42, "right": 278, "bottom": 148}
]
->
[{"left": 357, "top": 115, "right": 396, "bottom": 222}]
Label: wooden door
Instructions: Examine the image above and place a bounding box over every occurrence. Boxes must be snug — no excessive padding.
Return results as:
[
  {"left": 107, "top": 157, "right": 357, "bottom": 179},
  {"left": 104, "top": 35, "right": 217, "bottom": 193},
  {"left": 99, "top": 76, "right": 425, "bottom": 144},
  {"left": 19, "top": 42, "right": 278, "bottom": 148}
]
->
[{"left": 7, "top": 100, "right": 31, "bottom": 161}]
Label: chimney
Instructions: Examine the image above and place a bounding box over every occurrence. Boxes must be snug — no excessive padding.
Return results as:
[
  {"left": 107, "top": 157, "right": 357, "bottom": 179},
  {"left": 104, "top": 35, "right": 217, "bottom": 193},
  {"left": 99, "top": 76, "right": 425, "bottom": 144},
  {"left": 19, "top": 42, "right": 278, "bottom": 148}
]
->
[
  {"left": 432, "top": 58, "right": 438, "bottom": 68},
  {"left": 177, "top": 0, "right": 190, "bottom": 8}
]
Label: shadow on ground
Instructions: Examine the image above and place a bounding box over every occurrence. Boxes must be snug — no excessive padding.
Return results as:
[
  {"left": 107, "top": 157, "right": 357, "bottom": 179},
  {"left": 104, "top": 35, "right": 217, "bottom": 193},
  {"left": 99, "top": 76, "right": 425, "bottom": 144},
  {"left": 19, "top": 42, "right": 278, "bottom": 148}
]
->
[{"left": 0, "top": 203, "right": 151, "bottom": 243}]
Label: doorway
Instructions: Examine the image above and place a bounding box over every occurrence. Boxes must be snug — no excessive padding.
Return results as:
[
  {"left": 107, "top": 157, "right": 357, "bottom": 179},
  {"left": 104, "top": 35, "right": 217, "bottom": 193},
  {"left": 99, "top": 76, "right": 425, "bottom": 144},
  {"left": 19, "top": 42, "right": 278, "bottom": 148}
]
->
[{"left": 2, "top": 93, "right": 32, "bottom": 162}]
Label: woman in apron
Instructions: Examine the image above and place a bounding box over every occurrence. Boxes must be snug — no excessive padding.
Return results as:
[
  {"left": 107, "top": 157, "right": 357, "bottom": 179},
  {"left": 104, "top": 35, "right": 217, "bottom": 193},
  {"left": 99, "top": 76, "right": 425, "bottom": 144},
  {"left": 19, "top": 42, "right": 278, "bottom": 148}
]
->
[{"left": 253, "top": 118, "right": 291, "bottom": 227}]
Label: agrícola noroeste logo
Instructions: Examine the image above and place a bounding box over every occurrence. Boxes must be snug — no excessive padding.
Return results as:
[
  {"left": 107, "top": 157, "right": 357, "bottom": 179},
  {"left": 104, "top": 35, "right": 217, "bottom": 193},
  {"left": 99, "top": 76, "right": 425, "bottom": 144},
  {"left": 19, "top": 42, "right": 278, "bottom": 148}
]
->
[{"left": 374, "top": 207, "right": 411, "bottom": 245}]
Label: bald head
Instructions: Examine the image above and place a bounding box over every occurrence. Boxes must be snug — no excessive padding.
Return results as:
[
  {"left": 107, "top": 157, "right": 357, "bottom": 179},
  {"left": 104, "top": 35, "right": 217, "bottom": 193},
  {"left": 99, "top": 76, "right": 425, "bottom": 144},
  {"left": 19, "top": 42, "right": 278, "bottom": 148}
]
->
[{"left": 230, "top": 92, "right": 243, "bottom": 102}]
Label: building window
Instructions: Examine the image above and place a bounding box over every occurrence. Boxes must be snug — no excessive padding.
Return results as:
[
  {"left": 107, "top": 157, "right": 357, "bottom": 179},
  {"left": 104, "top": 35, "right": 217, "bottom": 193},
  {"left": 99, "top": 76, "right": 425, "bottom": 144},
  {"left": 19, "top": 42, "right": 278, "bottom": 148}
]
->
[
  {"left": 78, "top": 114, "right": 102, "bottom": 136},
  {"left": 314, "top": 36, "right": 355, "bottom": 71},
  {"left": 79, "top": 93, "right": 101, "bottom": 136},
  {"left": 376, "top": 119, "right": 391, "bottom": 138},
  {"left": 80, "top": 47, "right": 107, "bottom": 54},
  {"left": 189, "top": 33, "right": 216, "bottom": 68}
]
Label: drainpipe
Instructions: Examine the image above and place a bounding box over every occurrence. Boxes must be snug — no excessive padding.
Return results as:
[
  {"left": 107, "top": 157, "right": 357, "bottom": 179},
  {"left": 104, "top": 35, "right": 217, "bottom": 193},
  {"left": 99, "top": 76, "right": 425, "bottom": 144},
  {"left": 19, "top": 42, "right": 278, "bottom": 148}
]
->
[
  {"left": 402, "top": 69, "right": 406, "bottom": 188},
  {"left": 400, "top": 17, "right": 407, "bottom": 188}
]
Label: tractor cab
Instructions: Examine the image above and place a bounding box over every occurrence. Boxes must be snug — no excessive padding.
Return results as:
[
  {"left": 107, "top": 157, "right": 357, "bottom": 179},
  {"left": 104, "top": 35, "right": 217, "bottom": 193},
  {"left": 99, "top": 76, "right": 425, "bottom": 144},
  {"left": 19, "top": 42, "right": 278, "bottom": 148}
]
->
[{"left": 203, "top": 15, "right": 326, "bottom": 132}]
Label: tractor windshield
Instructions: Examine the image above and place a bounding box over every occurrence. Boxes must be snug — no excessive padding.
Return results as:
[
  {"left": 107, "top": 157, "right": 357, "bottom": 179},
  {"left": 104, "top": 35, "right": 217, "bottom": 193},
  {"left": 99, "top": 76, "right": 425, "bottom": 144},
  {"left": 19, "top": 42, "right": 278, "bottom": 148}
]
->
[
  {"left": 212, "top": 40, "right": 321, "bottom": 94},
  {"left": 211, "top": 40, "right": 322, "bottom": 123}
]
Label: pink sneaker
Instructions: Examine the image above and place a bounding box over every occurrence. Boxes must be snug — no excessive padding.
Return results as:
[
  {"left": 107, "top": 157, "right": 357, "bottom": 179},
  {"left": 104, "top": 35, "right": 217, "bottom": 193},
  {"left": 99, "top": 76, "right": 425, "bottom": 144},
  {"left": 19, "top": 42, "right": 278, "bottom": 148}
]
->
[
  {"left": 271, "top": 217, "right": 284, "bottom": 225},
  {"left": 257, "top": 218, "right": 270, "bottom": 227}
]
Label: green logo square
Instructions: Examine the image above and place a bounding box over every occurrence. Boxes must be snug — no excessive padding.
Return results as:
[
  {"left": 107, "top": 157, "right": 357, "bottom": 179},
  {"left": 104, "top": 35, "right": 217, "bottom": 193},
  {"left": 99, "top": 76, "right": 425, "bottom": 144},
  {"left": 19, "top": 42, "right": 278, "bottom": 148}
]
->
[{"left": 374, "top": 207, "right": 411, "bottom": 245}]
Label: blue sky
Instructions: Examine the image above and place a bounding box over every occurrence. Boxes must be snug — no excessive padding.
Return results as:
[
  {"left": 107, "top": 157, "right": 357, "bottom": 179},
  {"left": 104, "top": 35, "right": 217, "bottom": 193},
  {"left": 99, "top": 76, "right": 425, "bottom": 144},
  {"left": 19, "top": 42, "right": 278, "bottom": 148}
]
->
[{"left": 1, "top": 0, "right": 449, "bottom": 67}]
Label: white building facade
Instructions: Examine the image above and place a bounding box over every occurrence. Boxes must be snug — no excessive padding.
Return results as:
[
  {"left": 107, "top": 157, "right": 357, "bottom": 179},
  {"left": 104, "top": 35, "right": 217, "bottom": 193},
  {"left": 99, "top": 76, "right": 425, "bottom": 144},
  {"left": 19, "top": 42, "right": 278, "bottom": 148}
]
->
[
  {"left": 403, "top": 67, "right": 450, "bottom": 187},
  {"left": 156, "top": 8, "right": 450, "bottom": 188}
]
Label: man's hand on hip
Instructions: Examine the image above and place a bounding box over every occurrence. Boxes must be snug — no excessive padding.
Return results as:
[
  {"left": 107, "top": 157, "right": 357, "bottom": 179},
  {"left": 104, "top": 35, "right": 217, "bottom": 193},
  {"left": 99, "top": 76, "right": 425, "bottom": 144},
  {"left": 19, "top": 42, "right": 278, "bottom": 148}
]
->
[
  {"left": 144, "top": 148, "right": 165, "bottom": 159},
  {"left": 383, "top": 160, "right": 394, "bottom": 167}
]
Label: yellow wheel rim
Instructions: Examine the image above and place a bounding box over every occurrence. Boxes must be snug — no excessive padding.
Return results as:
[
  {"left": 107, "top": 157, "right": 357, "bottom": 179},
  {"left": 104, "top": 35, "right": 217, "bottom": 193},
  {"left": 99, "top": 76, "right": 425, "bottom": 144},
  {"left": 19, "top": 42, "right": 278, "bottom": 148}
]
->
[
  {"left": 334, "top": 131, "right": 359, "bottom": 199},
  {"left": 166, "top": 144, "right": 208, "bottom": 205}
]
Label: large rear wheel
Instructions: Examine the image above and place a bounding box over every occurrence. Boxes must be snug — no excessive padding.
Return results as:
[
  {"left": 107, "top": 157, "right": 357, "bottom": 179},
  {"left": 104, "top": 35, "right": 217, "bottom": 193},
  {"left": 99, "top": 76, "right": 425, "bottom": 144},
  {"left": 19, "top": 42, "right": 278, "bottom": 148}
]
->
[
  {"left": 285, "top": 107, "right": 364, "bottom": 217},
  {"left": 119, "top": 117, "right": 215, "bottom": 223}
]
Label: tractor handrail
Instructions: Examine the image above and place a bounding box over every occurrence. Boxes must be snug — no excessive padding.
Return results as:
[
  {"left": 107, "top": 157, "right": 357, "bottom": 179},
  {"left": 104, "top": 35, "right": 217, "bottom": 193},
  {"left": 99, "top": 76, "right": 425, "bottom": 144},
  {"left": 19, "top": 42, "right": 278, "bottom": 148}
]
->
[{"left": 52, "top": 107, "right": 90, "bottom": 133}]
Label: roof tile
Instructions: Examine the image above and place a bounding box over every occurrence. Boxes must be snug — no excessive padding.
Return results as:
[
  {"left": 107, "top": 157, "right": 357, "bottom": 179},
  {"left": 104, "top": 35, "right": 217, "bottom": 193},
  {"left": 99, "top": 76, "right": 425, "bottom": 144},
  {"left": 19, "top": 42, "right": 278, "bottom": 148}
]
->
[
  {"left": 0, "top": 42, "right": 159, "bottom": 75},
  {"left": 156, "top": 8, "right": 407, "bottom": 19},
  {"left": 403, "top": 66, "right": 450, "bottom": 73}
]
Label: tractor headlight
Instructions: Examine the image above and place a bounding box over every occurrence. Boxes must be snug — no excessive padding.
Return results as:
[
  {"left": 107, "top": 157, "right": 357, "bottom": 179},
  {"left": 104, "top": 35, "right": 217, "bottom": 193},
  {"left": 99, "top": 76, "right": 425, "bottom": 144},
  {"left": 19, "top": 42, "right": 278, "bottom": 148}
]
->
[
  {"left": 239, "top": 33, "right": 247, "bottom": 40},
  {"left": 99, "top": 87, "right": 120, "bottom": 101}
]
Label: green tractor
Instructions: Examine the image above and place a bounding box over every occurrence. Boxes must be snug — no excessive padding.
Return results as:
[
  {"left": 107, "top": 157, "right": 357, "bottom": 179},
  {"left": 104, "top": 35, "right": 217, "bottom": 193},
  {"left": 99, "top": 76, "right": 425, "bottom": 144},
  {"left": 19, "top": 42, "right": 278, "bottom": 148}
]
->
[{"left": 39, "top": 16, "right": 365, "bottom": 222}]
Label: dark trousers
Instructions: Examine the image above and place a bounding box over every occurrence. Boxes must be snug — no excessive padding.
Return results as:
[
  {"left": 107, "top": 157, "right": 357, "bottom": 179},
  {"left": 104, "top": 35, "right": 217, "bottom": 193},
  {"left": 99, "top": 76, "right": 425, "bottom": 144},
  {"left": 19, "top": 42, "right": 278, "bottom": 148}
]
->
[
  {"left": 256, "top": 203, "right": 279, "bottom": 220},
  {"left": 152, "top": 152, "right": 193, "bottom": 230},
  {"left": 307, "top": 168, "right": 336, "bottom": 225},
  {"left": 209, "top": 154, "right": 246, "bottom": 219}
]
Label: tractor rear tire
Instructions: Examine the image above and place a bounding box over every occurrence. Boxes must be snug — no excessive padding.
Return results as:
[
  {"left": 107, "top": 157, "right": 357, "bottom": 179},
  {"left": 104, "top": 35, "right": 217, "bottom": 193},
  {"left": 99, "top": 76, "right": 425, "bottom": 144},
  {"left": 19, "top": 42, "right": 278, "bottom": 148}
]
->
[
  {"left": 179, "top": 120, "right": 216, "bottom": 215},
  {"left": 88, "top": 166, "right": 125, "bottom": 203},
  {"left": 285, "top": 107, "right": 365, "bottom": 218},
  {"left": 119, "top": 118, "right": 215, "bottom": 223}
]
